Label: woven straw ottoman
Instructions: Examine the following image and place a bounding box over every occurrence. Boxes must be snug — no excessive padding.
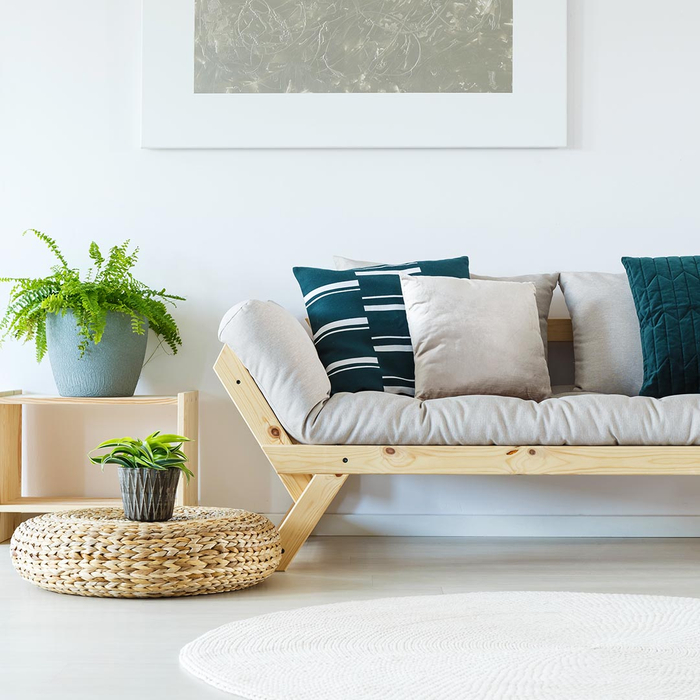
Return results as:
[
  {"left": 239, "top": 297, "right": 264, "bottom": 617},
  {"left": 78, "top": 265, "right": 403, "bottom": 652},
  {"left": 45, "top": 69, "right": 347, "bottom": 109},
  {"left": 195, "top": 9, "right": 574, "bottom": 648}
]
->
[{"left": 10, "top": 506, "right": 281, "bottom": 598}]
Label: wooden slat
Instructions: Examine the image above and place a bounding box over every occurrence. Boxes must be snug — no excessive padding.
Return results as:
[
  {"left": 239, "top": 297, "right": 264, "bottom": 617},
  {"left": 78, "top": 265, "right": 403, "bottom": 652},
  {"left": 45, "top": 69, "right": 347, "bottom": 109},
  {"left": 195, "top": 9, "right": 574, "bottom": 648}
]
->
[
  {"left": 0, "top": 497, "right": 123, "bottom": 513},
  {"left": 214, "top": 345, "right": 293, "bottom": 447},
  {"left": 547, "top": 318, "right": 573, "bottom": 342},
  {"left": 277, "top": 474, "right": 348, "bottom": 571},
  {"left": 0, "top": 403, "right": 22, "bottom": 540},
  {"left": 0, "top": 394, "right": 178, "bottom": 405},
  {"left": 278, "top": 474, "right": 313, "bottom": 502},
  {"left": 176, "top": 391, "right": 199, "bottom": 506},
  {"left": 265, "top": 444, "right": 700, "bottom": 476},
  {"left": 0, "top": 515, "right": 20, "bottom": 542}
]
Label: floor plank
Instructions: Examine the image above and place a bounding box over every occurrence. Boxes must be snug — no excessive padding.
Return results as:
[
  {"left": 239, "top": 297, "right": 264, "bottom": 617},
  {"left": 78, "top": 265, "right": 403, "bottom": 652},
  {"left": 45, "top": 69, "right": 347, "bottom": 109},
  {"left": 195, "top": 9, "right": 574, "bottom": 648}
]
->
[{"left": 2, "top": 536, "right": 700, "bottom": 699}]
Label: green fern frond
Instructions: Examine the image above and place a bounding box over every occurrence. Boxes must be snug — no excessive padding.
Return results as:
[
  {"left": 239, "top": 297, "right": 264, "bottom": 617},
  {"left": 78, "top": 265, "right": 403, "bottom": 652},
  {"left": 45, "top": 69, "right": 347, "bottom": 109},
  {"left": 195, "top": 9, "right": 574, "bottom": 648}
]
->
[
  {"left": 130, "top": 313, "right": 146, "bottom": 335},
  {"left": 23, "top": 229, "right": 69, "bottom": 268},
  {"left": 34, "top": 316, "right": 47, "bottom": 361},
  {"left": 88, "top": 241, "right": 104, "bottom": 268}
]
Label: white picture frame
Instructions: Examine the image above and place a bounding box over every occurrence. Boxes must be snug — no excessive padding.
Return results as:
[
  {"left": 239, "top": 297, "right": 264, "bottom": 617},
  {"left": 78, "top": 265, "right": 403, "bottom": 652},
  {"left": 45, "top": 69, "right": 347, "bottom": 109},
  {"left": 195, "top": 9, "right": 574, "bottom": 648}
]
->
[{"left": 142, "top": 0, "right": 567, "bottom": 149}]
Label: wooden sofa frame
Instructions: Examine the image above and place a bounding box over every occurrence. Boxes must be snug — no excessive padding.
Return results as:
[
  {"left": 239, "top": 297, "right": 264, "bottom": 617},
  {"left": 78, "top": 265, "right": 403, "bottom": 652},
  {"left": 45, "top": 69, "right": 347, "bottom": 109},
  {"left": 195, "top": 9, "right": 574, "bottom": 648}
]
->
[{"left": 214, "top": 318, "right": 700, "bottom": 571}]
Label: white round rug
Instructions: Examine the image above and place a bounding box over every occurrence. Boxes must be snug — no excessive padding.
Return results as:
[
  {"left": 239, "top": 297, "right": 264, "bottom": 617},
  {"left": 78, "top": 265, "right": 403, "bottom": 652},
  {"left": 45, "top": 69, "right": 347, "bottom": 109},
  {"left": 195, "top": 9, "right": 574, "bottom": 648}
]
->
[{"left": 180, "top": 591, "right": 700, "bottom": 699}]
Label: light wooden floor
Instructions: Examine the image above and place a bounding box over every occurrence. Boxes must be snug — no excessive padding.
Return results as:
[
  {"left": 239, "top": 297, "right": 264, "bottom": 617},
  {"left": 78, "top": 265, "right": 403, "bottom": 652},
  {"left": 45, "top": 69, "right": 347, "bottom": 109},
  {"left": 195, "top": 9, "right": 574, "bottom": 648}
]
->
[{"left": 3, "top": 536, "right": 700, "bottom": 700}]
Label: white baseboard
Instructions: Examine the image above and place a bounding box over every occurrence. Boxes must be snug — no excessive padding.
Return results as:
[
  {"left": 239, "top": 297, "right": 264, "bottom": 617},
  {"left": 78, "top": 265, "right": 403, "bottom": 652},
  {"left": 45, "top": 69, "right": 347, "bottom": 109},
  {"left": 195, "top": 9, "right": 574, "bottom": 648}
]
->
[{"left": 265, "top": 514, "right": 700, "bottom": 538}]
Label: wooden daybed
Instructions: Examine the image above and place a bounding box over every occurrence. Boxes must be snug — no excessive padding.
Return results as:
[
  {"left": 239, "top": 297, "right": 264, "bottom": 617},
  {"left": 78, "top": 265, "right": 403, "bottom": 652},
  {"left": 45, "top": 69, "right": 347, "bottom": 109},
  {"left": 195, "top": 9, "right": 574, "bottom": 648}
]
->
[{"left": 214, "top": 317, "right": 700, "bottom": 572}]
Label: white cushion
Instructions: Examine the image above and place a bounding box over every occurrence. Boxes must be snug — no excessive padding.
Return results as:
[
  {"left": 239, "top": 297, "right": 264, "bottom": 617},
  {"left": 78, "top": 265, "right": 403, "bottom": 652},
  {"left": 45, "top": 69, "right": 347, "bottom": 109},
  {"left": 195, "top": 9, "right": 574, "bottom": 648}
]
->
[
  {"left": 219, "top": 300, "right": 700, "bottom": 447},
  {"left": 303, "top": 391, "right": 700, "bottom": 446},
  {"left": 218, "top": 300, "right": 330, "bottom": 437},
  {"left": 401, "top": 276, "right": 551, "bottom": 401},
  {"left": 559, "top": 272, "right": 644, "bottom": 396}
]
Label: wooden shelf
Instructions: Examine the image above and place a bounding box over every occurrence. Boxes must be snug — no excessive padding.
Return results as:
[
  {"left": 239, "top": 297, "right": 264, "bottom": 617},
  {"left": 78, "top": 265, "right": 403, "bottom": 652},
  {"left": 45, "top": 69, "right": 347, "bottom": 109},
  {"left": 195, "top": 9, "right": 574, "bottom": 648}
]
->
[
  {"left": 0, "top": 390, "right": 199, "bottom": 539},
  {"left": 0, "top": 392, "right": 178, "bottom": 406},
  {"left": 0, "top": 497, "right": 123, "bottom": 513}
]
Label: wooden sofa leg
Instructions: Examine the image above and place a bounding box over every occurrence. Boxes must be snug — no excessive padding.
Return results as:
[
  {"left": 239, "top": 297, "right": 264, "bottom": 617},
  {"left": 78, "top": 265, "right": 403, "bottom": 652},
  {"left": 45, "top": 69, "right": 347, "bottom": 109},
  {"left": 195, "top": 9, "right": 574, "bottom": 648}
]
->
[
  {"left": 278, "top": 474, "right": 312, "bottom": 502},
  {"left": 276, "top": 474, "right": 348, "bottom": 571},
  {"left": 277, "top": 476, "right": 313, "bottom": 527}
]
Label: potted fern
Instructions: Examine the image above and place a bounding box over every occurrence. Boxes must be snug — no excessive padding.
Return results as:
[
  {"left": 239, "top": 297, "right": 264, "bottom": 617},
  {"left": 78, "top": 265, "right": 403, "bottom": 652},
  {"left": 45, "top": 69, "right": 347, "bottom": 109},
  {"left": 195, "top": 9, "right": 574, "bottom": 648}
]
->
[
  {"left": 89, "top": 432, "right": 193, "bottom": 521},
  {"left": 0, "top": 230, "right": 184, "bottom": 397}
]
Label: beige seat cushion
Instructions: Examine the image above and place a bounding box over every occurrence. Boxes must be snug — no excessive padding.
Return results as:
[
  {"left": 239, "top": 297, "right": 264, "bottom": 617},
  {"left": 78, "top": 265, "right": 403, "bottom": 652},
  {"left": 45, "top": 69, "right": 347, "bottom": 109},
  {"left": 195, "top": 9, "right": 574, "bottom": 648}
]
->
[{"left": 219, "top": 300, "right": 700, "bottom": 446}]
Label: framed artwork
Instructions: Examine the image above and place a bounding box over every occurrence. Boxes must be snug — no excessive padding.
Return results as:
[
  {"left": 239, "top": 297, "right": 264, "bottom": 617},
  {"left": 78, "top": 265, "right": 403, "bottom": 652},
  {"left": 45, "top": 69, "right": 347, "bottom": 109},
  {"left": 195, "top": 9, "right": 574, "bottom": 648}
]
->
[{"left": 142, "top": 0, "right": 567, "bottom": 148}]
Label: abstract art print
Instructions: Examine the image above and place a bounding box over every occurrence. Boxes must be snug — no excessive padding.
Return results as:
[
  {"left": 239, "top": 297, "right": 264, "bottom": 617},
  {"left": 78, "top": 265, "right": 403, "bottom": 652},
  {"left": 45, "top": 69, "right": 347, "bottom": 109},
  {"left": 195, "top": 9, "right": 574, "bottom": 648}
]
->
[
  {"left": 142, "top": 0, "right": 566, "bottom": 148},
  {"left": 194, "top": 0, "right": 513, "bottom": 94}
]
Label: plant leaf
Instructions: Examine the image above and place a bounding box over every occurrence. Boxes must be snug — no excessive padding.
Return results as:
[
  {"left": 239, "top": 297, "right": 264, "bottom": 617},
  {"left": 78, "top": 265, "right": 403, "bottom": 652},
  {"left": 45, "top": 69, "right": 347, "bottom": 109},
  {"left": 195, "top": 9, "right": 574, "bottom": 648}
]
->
[{"left": 149, "top": 433, "right": 190, "bottom": 444}]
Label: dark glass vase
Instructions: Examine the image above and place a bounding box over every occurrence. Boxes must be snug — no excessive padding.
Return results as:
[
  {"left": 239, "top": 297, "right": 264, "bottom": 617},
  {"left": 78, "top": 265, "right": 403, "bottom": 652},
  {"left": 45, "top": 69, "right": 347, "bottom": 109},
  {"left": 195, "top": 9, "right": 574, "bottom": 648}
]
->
[{"left": 118, "top": 467, "right": 180, "bottom": 522}]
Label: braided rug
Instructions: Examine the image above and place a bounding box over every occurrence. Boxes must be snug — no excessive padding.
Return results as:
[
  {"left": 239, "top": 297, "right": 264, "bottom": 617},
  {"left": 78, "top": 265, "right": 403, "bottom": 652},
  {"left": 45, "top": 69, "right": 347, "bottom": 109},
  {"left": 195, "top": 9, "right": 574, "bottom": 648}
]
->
[{"left": 181, "top": 591, "right": 700, "bottom": 699}]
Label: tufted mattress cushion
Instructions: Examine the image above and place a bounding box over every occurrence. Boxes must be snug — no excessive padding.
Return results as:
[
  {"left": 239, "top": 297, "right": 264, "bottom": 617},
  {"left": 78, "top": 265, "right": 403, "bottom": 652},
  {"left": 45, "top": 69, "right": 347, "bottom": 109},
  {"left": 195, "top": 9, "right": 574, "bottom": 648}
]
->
[{"left": 219, "top": 300, "right": 700, "bottom": 446}]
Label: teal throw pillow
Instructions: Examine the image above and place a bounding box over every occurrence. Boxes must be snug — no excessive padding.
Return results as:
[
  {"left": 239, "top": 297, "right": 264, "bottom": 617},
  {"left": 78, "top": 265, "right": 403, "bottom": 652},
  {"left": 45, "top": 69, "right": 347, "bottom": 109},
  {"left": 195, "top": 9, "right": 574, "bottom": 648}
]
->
[
  {"left": 621, "top": 256, "right": 700, "bottom": 398},
  {"left": 293, "top": 257, "right": 470, "bottom": 395}
]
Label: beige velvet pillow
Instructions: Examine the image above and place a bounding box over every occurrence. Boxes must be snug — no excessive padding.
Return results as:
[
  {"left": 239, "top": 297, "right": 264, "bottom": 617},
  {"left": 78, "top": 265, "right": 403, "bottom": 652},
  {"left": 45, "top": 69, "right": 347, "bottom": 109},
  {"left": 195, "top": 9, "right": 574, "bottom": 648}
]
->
[{"left": 400, "top": 276, "right": 552, "bottom": 401}]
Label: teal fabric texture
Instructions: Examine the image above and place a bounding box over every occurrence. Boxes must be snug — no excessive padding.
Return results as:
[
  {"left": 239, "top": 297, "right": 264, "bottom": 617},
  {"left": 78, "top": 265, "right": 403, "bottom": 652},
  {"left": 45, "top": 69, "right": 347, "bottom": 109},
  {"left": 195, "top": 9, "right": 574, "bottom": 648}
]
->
[
  {"left": 293, "top": 257, "right": 470, "bottom": 395},
  {"left": 622, "top": 256, "right": 700, "bottom": 398}
]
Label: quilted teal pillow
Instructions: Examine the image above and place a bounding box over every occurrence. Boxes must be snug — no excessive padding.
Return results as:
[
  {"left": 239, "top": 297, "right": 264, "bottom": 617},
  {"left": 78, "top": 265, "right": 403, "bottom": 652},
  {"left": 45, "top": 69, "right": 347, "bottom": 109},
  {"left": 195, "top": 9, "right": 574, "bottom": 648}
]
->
[
  {"left": 621, "top": 256, "right": 700, "bottom": 398},
  {"left": 293, "top": 257, "right": 470, "bottom": 395}
]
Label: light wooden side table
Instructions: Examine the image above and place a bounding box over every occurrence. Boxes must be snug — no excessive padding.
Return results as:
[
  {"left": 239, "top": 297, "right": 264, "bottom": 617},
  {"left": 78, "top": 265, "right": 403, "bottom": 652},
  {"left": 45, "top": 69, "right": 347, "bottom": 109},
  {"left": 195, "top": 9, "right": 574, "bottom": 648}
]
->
[{"left": 0, "top": 390, "right": 198, "bottom": 542}]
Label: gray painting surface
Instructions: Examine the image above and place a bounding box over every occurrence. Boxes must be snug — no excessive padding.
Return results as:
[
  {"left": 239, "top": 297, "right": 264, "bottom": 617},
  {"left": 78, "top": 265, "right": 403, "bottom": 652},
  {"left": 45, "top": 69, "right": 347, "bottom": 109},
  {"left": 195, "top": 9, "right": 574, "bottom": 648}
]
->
[{"left": 195, "top": 0, "right": 513, "bottom": 93}]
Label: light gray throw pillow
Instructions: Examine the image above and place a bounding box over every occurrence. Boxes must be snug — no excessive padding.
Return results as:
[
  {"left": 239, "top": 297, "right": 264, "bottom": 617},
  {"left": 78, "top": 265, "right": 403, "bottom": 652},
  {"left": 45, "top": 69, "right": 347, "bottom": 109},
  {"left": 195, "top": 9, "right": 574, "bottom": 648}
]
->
[
  {"left": 333, "top": 256, "right": 558, "bottom": 351},
  {"left": 401, "top": 276, "right": 552, "bottom": 402},
  {"left": 559, "top": 272, "right": 644, "bottom": 396}
]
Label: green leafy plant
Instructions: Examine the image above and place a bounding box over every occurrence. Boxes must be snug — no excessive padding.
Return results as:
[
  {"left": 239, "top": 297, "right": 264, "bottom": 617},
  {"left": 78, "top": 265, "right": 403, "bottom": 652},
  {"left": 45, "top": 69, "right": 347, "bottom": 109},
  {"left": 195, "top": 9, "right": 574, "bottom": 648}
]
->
[
  {"left": 0, "top": 229, "right": 184, "bottom": 361},
  {"left": 88, "top": 432, "right": 194, "bottom": 482}
]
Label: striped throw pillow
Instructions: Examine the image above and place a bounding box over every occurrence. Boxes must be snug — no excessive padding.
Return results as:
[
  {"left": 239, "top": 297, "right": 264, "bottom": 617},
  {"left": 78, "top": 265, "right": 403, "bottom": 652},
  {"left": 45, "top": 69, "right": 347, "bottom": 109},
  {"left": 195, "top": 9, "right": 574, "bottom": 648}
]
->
[{"left": 293, "top": 257, "right": 470, "bottom": 395}]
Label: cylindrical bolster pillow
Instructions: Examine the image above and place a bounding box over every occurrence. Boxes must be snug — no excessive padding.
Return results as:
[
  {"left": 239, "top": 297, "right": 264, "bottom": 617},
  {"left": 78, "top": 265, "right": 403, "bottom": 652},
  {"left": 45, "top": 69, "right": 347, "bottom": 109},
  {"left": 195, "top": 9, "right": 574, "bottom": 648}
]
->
[{"left": 218, "top": 300, "right": 330, "bottom": 439}]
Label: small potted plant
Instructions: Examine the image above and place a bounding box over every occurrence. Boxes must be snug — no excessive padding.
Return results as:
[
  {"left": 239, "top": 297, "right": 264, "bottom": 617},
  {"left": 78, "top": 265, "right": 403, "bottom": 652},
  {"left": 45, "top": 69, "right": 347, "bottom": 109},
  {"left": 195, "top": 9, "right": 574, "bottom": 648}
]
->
[
  {"left": 0, "top": 230, "right": 184, "bottom": 397},
  {"left": 89, "top": 432, "right": 194, "bottom": 522}
]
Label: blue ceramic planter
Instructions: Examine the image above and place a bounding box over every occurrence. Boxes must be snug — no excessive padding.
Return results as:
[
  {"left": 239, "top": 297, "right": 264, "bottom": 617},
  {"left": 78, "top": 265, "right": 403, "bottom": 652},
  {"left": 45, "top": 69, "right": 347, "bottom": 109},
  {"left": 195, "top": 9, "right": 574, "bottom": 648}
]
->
[{"left": 46, "top": 311, "right": 148, "bottom": 397}]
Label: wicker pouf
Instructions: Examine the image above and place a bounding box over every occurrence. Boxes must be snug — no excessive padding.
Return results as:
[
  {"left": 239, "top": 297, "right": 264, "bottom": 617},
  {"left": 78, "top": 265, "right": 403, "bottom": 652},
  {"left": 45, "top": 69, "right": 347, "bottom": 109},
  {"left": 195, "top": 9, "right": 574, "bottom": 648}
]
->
[{"left": 10, "top": 506, "right": 281, "bottom": 598}]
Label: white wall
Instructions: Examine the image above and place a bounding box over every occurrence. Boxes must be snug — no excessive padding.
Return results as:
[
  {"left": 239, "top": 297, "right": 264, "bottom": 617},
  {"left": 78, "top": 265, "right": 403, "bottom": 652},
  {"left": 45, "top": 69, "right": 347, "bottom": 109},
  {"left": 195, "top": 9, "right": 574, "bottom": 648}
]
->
[{"left": 2, "top": 0, "right": 699, "bottom": 535}]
